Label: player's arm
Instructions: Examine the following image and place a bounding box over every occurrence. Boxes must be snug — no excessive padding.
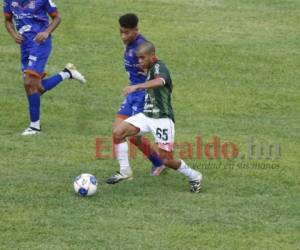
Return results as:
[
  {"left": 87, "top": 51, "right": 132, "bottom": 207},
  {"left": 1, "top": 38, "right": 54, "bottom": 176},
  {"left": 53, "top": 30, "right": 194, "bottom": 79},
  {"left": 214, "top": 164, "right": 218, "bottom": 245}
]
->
[
  {"left": 46, "top": 12, "right": 61, "bottom": 34},
  {"left": 4, "top": 14, "right": 23, "bottom": 44},
  {"left": 34, "top": 12, "right": 61, "bottom": 43},
  {"left": 135, "top": 78, "right": 165, "bottom": 90},
  {"left": 123, "top": 78, "right": 165, "bottom": 96}
]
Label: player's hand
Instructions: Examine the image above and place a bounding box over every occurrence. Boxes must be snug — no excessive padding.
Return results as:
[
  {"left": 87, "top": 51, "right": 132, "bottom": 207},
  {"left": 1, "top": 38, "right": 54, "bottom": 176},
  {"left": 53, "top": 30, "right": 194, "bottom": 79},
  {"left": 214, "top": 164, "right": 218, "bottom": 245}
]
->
[
  {"left": 13, "top": 34, "right": 23, "bottom": 44},
  {"left": 34, "top": 31, "right": 49, "bottom": 43},
  {"left": 123, "top": 85, "right": 138, "bottom": 96}
]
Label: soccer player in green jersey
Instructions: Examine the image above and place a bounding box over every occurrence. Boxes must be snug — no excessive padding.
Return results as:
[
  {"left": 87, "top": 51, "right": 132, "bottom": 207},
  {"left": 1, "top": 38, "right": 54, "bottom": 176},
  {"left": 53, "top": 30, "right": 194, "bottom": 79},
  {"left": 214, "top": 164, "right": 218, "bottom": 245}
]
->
[{"left": 110, "top": 41, "right": 203, "bottom": 193}]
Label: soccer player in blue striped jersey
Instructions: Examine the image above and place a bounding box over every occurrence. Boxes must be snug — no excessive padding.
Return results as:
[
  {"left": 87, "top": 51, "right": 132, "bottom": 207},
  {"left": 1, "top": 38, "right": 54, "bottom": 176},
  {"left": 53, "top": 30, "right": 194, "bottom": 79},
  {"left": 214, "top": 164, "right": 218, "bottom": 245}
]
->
[
  {"left": 3, "top": 0, "right": 86, "bottom": 135},
  {"left": 106, "top": 13, "right": 165, "bottom": 184}
]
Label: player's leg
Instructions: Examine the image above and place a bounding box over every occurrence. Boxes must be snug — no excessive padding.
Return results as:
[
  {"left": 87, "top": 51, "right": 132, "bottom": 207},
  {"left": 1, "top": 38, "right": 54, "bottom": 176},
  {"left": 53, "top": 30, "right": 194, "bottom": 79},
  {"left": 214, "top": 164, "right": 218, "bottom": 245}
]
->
[
  {"left": 128, "top": 136, "right": 165, "bottom": 175},
  {"left": 22, "top": 72, "right": 42, "bottom": 135},
  {"left": 129, "top": 94, "right": 164, "bottom": 174},
  {"left": 41, "top": 63, "right": 86, "bottom": 94},
  {"left": 106, "top": 117, "right": 141, "bottom": 184},
  {"left": 113, "top": 114, "right": 133, "bottom": 178},
  {"left": 38, "top": 39, "right": 85, "bottom": 94},
  {"left": 108, "top": 122, "right": 164, "bottom": 183},
  {"left": 157, "top": 149, "right": 202, "bottom": 193},
  {"left": 149, "top": 117, "right": 203, "bottom": 193},
  {"left": 113, "top": 119, "right": 141, "bottom": 140},
  {"left": 22, "top": 67, "right": 81, "bottom": 134},
  {"left": 106, "top": 95, "right": 136, "bottom": 184},
  {"left": 21, "top": 39, "right": 86, "bottom": 135},
  {"left": 110, "top": 94, "right": 163, "bottom": 178},
  {"left": 20, "top": 46, "right": 41, "bottom": 135},
  {"left": 21, "top": 39, "right": 52, "bottom": 134}
]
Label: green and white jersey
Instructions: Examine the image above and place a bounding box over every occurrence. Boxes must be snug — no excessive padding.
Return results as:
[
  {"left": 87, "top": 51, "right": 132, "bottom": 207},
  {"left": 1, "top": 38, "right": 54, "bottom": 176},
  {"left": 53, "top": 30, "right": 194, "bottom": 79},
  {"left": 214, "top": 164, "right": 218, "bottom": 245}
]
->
[{"left": 143, "top": 60, "right": 174, "bottom": 122}]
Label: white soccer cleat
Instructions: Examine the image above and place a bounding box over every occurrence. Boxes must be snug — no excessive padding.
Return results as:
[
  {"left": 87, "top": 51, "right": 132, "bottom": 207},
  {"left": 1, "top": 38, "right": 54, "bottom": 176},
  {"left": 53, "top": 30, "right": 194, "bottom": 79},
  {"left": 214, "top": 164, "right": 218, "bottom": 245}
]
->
[
  {"left": 64, "top": 63, "right": 86, "bottom": 84},
  {"left": 106, "top": 171, "right": 133, "bottom": 184},
  {"left": 189, "top": 172, "right": 203, "bottom": 193},
  {"left": 21, "top": 127, "right": 41, "bottom": 136}
]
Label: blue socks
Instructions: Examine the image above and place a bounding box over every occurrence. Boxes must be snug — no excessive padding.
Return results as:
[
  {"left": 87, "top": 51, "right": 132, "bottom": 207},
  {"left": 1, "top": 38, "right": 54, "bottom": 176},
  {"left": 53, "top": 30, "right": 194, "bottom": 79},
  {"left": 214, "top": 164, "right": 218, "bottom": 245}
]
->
[
  {"left": 42, "top": 74, "right": 63, "bottom": 92},
  {"left": 26, "top": 74, "right": 65, "bottom": 128},
  {"left": 148, "top": 153, "right": 164, "bottom": 167},
  {"left": 27, "top": 93, "right": 40, "bottom": 123}
]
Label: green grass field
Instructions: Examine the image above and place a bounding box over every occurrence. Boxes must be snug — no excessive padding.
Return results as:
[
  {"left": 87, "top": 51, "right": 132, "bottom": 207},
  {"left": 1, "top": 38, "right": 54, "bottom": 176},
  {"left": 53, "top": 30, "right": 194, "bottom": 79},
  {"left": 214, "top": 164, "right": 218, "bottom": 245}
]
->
[{"left": 0, "top": 0, "right": 299, "bottom": 249}]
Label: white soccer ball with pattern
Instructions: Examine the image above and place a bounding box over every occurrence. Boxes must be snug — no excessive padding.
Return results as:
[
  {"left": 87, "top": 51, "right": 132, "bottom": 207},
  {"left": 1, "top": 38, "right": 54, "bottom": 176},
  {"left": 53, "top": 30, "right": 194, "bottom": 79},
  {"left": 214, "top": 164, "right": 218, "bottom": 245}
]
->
[{"left": 74, "top": 173, "right": 98, "bottom": 196}]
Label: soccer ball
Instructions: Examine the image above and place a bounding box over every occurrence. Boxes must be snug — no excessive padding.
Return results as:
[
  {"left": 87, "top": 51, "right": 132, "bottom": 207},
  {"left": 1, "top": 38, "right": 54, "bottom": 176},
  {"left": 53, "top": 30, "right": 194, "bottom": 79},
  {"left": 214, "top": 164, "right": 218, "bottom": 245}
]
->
[{"left": 74, "top": 173, "right": 98, "bottom": 196}]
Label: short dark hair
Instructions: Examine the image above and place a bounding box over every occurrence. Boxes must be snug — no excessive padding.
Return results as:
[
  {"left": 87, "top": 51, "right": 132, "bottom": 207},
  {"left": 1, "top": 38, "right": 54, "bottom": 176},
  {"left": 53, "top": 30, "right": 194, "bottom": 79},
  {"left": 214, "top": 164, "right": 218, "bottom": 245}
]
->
[
  {"left": 119, "top": 13, "right": 139, "bottom": 28},
  {"left": 137, "top": 41, "right": 156, "bottom": 55}
]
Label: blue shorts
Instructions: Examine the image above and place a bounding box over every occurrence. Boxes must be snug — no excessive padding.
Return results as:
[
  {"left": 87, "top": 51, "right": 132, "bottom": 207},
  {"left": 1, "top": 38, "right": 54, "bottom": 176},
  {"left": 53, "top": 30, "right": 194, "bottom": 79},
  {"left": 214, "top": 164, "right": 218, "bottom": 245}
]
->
[
  {"left": 21, "top": 37, "right": 52, "bottom": 77},
  {"left": 117, "top": 91, "right": 145, "bottom": 117}
]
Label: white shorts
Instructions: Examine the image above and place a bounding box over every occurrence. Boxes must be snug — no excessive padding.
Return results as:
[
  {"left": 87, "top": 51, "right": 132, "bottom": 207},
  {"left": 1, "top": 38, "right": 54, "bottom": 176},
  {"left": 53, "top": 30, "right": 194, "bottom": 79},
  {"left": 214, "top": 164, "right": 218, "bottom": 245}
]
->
[{"left": 125, "top": 113, "right": 175, "bottom": 152}]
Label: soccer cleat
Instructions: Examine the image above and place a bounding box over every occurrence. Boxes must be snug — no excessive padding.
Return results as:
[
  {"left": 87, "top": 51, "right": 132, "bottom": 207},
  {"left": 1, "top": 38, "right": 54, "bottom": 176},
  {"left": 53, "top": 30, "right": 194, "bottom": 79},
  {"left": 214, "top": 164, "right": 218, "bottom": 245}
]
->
[
  {"left": 151, "top": 165, "right": 166, "bottom": 176},
  {"left": 21, "top": 127, "right": 41, "bottom": 136},
  {"left": 63, "top": 63, "right": 86, "bottom": 84},
  {"left": 106, "top": 171, "right": 133, "bottom": 184},
  {"left": 189, "top": 172, "right": 203, "bottom": 193}
]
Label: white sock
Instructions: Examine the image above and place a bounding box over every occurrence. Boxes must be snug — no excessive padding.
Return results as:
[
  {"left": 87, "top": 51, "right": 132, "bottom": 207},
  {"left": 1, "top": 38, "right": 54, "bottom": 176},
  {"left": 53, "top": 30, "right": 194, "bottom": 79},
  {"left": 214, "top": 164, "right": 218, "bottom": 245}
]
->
[
  {"left": 115, "top": 142, "right": 132, "bottom": 176},
  {"left": 177, "top": 160, "right": 200, "bottom": 181},
  {"left": 59, "top": 71, "right": 70, "bottom": 80},
  {"left": 30, "top": 120, "right": 40, "bottom": 130}
]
